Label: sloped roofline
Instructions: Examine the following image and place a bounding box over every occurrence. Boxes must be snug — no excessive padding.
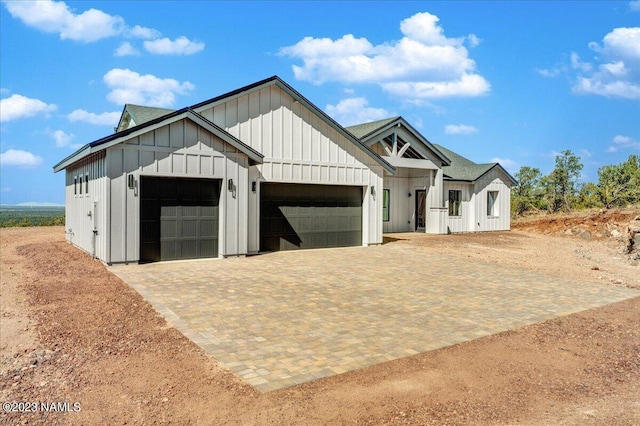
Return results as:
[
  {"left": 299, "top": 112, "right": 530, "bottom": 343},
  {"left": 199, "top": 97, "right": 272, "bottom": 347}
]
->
[
  {"left": 475, "top": 163, "right": 517, "bottom": 185},
  {"left": 190, "top": 76, "right": 395, "bottom": 174},
  {"left": 53, "top": 108, "right": 263, "bottom": 173},
  {"left": 442, "top": 163, "right": 517, "bottom": 185},
  {"left": 434, "top": 143, "right": 517, "bottom": 185},
  {"left": 348, "top": 116, "right": 451, "bottom": 166}
]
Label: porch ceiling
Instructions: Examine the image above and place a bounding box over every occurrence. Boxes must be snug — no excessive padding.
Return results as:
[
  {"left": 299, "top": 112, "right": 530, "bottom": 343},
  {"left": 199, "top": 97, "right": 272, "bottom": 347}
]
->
[{"left": 381, "top": 156, "right": 438, "bottom": 170}]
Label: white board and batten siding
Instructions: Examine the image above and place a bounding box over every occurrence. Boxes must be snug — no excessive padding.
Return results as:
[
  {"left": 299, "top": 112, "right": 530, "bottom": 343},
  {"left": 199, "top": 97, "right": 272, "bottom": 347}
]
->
[
  {"left": 197, "top": 84, "right": 386, "bottom": 251},
  {"left": 444, "top": 183, "right": 474, "bottom": 233},
  {"left": 64, "top": 151, "right": 108, "bottom": 260},
  {"left": 106, "top": 118, "right": 249, "bottom": 263},
  {"left": 383, "top": 171, "right": 438, "bottom": 233},
  {"left": 444, "top": 169, "right": 511, "bottom": 233},
  {"left": 473, "top": 168, "right": 511, "bottom": 232}
]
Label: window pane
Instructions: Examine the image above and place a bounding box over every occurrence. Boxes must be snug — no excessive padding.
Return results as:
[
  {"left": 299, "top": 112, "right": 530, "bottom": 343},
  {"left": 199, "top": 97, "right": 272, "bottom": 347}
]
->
[
  {"left": 448, "top": 190, "right": 461, "bottom": 216},
  {"left": 487, "top": 191, "right": 498, "bottom": 216},
  {"left": 383, "top": 189, "right": 390, "bottom": 222}
]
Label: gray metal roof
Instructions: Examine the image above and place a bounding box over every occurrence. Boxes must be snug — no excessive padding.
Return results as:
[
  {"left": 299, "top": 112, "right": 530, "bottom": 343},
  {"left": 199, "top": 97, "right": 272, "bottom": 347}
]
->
[{"left": 345, "top": 117, "right": 400, "bottom": 139}]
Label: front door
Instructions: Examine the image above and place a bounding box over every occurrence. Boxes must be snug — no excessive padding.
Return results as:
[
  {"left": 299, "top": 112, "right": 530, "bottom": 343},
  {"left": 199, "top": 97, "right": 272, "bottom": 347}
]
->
[{"left": 415, "top": 190, "right": 426, "bottom": 230}]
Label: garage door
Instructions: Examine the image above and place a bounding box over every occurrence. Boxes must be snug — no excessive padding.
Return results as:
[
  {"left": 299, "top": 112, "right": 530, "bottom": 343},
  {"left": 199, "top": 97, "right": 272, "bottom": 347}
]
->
[
  {"left": 260, "top": 183, "right": 362, "bottom": 252},
  {"left": 140, "top": 177, "right": 221, "bottom": 262}
]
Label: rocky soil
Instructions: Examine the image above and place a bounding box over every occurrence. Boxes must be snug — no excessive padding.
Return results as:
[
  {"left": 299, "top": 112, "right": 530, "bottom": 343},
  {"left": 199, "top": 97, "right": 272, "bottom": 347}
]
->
[{"left": 1, "top": 212, "right": 639, "bottom": 425}]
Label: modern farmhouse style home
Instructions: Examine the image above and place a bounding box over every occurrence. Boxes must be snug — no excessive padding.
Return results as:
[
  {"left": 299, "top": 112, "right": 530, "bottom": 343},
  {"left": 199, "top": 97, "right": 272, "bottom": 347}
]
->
[{"left": 54, "top": 76, "right": 515, "bottom": 264}]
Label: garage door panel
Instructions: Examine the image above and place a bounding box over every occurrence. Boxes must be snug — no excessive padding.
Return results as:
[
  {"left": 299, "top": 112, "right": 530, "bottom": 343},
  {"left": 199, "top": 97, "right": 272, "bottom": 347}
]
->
[
  {"left": 161, "top": 218, "right": 178, "bottom": 238},
  {"left": 140, "top": 177, "right": 220, "bottom": 262},
  {"left": 182, "top": 220, "right": 198, "bottom": 237},
  {"left": 161, "top": 241, "right": 177, "bottom": 260},
  {"left": 260, "top": 183, "right": 362, "bottom": 252}
]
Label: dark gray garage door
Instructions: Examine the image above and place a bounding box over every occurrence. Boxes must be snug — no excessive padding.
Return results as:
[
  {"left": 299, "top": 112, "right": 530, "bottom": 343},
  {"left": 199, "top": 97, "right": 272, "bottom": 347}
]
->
[
  {"left": 140, "top": 177, "right": 221, "bottom": 262},
  {"left": 260, "top": 183, "right": 363, "bottom": 252}
]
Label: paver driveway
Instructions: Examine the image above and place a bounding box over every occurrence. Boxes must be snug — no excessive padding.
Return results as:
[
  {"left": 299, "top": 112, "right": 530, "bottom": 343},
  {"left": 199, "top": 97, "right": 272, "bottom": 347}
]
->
[{"left": 110, "top": 241, "right": 638, "bottom": 392}]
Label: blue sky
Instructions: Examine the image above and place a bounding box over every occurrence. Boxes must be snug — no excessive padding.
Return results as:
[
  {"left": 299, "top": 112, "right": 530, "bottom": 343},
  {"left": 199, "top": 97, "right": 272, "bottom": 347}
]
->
[{"left": 1, "top": 1, "right": 639, "bottom": 204}]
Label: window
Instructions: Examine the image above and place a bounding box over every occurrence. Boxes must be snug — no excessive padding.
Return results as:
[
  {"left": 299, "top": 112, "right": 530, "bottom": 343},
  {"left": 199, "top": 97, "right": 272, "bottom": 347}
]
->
[
  {"left": 79, "top": 175, "right": 82, "bottom": 195},
  {"left": 74, "top": 176, "right": 77, "bottom": 195},
  {"left": 448, "top": 190, "right": 461, "bottom": 216},
  {"left": 487, "top": 191, "right": 498, "bottom": 216},
  {"left": 382, "top": 189, "right": 390, "bottom": 222},
  {"left": 85, "top": 173, "right": 89, "bottom": 194}
]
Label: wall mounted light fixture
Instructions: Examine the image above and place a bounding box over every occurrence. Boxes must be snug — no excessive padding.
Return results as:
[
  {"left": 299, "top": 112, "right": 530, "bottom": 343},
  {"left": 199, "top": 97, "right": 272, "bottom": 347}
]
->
[
  {"left": 371, "top": 186, "right": 376, "bottom": 196},
  {"left": 228, "top": 178, "right": 234, "bottom": 191}
]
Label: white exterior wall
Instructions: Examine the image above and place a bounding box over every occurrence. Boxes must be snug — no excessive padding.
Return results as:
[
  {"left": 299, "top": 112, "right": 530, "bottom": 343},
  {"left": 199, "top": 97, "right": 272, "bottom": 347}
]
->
[
  {"left": 64, "top": 152, "right": 108, "bottom": 260},
  {"left": 197, "top": 84, "right": 386, "bottom": 250},
  {"left": 444, "top": 183, "right": 474, "bottom": 233},
  {"left": 425, "top": 169, "right": 447, "bottom": 234},
  {"left": 383, "top": 176, "right": 410, "bottom": 233},
  {"left": 106, "top": 119, "right": 248, "bottom": 263},
  {"left": 473, "top": 169, "right": 511, "bottom": 231},
  {"left": 443, "top": 169, "right": 512, "bottom": 233},
  {"left": 383, "top": 168, "right": 446, "bottom": 234}
]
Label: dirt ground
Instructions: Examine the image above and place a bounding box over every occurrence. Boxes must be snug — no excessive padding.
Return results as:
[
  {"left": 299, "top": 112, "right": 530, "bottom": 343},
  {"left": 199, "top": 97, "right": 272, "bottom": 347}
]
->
[{"left": 1, "top": 210, "right": 639, "bottom": 425}]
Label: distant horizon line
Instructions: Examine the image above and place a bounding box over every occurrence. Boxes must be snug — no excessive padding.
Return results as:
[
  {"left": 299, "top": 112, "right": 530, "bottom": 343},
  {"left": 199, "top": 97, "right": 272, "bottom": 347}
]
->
[{"left": 0, "top": 202, "right": 65, "bottom": 207}]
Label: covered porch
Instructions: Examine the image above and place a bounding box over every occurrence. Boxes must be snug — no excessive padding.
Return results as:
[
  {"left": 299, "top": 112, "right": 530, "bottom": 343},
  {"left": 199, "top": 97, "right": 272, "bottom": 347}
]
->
[{"left": 382, "top": 156, "right": 447, "bottom": 235}]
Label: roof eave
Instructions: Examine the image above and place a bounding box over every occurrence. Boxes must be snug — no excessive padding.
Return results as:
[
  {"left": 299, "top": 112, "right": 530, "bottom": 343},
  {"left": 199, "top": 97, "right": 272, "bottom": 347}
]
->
[
  {"left": 54, "top": 108, "right": 264, "bottom": 172},
  {"left": 186, "top": 110, "right": 263, "bottom": 164},
  {"left": 358, "top": 116, "right": 451, "bottom": 166},
  {"left": 53, "top": 144, "right": 92, "bottom": 173},
  {"left": 191, "top": 76, "right": 395, "bottom": 175},
  {"left": 273, "top": 78, "right": 395, "bottom": 174}
]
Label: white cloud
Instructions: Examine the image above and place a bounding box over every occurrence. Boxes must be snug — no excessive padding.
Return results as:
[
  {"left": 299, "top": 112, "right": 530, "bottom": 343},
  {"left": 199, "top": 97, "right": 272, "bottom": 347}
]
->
[
  {"left": 4, "top": 0, "right": 124, "bottom": 43},
  {"left": 48, "top": 129, "right": 82, "bottom": 149},
  {"left": 607, "top": 134, "right": 640, "bottom": 152},
  {"left": 490, "top": 157, "right": 519, "bottom": 174},
  {"left": 572, "top": 27, "right": 640, "bottom": 99},
  {"left": 143, "top": 36, "right": 205, "bottom": 55},
  {"left": 127, "top": 25, "right": 161, "bottom": 39},
  {"left": 466, "top": 34, "right": 481, "bottom": 48},
  {"left": 383, "top": 74, "right": 490, "bottom": 99},
  {"left": 536, "top": 67, "right": 563, "bottom": 78},
  {"left": 325, "top": 97, "right": 391, "bottom": 127},
  {"left": 103, "top": 68, "right": 194, "bottom": 107},
  {"left": 579, "top": 148, "right": 593, "bottom": 158},
  {"left": 0, "top": 149, "right": 43, "bottom": 167},
  {"left": 0, "top": 94, "right": 57, "bottom": 122},
  {"left": 444, "top": 124, "right": 478, "bottom": 135},
  {"left": 570, "top": 52, "right": 592, "bottom": 72},
  {"left": 573, "top": 75, "right": 640, "bottom": 99},
  {"left": 279, "top": 11, "right": 490, "bottom": 101},
  {"left": 67, "top": 109, "right": 121, "bottom": 126},
  {"left": 114, "top": 42, "right": 140, "bottom": 57}
]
